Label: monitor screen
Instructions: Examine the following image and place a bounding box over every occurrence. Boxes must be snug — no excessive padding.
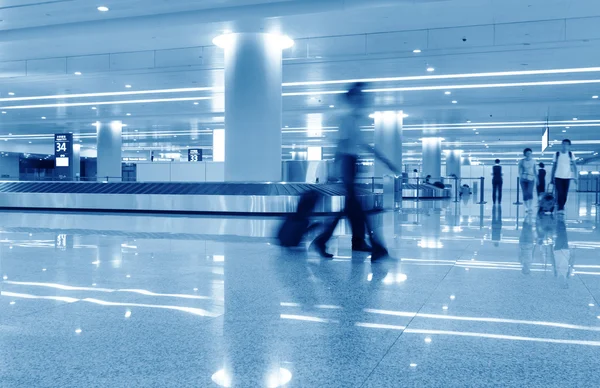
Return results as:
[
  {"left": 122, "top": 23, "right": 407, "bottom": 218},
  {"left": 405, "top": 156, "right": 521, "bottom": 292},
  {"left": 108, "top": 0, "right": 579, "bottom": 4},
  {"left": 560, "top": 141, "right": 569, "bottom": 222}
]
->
[
  {"left": 542, "top": 127, "right": 549, "bottom": 152},
  {"left": 56, "top": 157, "right": 69, "bottom": 167}
]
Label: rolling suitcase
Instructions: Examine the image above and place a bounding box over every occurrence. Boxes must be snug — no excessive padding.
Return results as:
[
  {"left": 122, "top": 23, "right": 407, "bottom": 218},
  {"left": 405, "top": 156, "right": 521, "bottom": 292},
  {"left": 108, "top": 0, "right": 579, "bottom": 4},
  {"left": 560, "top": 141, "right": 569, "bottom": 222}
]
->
[
  {"left": 538, "top": 183, "right": 556, "bottom": 214},
  {"left": 277, "top": 190, "right": 320, "bottom": 247}
]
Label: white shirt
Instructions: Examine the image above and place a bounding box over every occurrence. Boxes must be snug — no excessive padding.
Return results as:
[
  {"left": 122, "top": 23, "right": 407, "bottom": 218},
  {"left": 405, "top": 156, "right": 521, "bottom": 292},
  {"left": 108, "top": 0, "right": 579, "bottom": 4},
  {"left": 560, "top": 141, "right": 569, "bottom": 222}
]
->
[{"left": 554, "top": 151, "right": 575, "bottom": 179}]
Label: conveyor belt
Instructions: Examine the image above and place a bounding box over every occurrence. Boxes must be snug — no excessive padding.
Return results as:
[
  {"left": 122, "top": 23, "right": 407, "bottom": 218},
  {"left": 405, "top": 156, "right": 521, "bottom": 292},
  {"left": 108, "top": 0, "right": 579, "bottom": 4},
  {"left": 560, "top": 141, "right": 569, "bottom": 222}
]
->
[{"left": 0, "top": 181, "right": 382, "bottom": 214}]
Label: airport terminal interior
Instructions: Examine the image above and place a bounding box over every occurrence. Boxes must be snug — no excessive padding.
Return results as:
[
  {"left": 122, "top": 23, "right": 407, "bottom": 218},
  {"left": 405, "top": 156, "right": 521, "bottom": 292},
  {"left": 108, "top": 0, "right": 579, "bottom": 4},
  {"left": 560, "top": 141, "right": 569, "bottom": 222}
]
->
[{"left": 2, "top": 0, "right": 600, "bottom": 387}]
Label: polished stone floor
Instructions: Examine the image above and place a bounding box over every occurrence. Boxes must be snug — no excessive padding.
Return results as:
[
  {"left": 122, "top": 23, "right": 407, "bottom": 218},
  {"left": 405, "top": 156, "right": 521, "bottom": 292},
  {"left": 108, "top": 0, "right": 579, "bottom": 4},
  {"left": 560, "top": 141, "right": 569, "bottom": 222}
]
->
[{"left": 1, "top": 193, "right": 599, "bottom": 387}]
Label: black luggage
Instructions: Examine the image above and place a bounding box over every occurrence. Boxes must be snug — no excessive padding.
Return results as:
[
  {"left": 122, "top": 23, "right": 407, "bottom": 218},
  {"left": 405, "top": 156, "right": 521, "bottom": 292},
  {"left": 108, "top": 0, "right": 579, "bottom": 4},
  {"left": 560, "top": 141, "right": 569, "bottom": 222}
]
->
[
  {"left": 277, "top": 190, "right": 320, "bottom": 247},
  {"left": 538, "top": 184, "right": 556, "bottom": 214}
]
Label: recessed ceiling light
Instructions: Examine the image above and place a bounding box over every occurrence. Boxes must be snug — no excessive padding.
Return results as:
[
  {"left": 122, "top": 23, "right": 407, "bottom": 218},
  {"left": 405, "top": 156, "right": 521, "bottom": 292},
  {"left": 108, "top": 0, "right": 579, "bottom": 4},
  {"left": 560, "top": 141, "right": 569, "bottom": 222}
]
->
[
  {"left": 562, "top": 130, "right": 567, "bottom": 133},
  {"left": 467, "top": 120, "right": 471, "bottom": 123},
  {"left": 329, "top": 105, "right": 335, "bottom": 108},
  {"left": 472, "top": 128, "right": 477, "bottom": 131},
  {"left": 566, "top": 126, "right": 570, "bottom": 129},
  {"left": 193, "top": 102, "right": 199, "bottom": 105},
  {"left": 74, "top": 72, "right": 82, "bottom": 76},
  {"left": 1, "top": 112, "right": 5, "bottom": 114},
  {"left": 475, "top": 132, "right": 479, "bottom": 134},
  {"left": 573, "top": 117, "right": 578, "bottom": 120},
  {"left": 445, "top": 91, "right": 451, "bottom": 95},
  {"left": 125, "top": 84, "right": 132, "bottom": 89},
  {"left": 413, "top": 49, "right": 422, "bottom": 53},
  {"left": 91, "top": 107, "right": 97, "bottom": 110},
  {"left": 427, "top": 67, "right": 435, "bottom": 72},
  {"left": 8, "top": 92, "right": 14, "bottom": 96},
  {"left": 126, "top": 113, "right": 131, "bottom": 116},
  {"left": 593, "top": 95, "right": 599, "bottom": 99},
  {"left": 41, "top": 116, "right": 46, "bottom": 119},
  {"left": 97, "top": 6, "right": 109, "bottom": 12},
  {"left": 451, "top": 100, "right": 457, "bottom": 104}
]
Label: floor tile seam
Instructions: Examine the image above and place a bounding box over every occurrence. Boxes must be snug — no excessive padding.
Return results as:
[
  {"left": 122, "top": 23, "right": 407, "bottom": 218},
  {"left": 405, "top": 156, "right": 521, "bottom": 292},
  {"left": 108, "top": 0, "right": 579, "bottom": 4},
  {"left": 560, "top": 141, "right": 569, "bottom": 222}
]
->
[
  {"left": 575, "top": 274, "right": 600, "bottom": 307},
  {"left": 357, "top": 244, "right": 470, "bottom": 388}
]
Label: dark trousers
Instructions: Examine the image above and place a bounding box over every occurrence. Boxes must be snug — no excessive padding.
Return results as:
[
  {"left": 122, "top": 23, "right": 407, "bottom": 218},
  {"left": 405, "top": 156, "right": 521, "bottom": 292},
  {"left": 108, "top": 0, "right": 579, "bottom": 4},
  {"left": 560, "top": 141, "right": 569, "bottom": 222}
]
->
[
  {"left": 555, "top": 178, "right": 570, "bottom": 211},
  {"left": 316, "top": 154, "right": 384, "bottom": 250},
  {"left": 492, "top": 180, "right": 502, "bottom": 204},
  {"left": 537, "top": 182, "right": 546, "bottom": 196},
  {"left": 520, "top": 179, "right": 534, "bottom": 201}
]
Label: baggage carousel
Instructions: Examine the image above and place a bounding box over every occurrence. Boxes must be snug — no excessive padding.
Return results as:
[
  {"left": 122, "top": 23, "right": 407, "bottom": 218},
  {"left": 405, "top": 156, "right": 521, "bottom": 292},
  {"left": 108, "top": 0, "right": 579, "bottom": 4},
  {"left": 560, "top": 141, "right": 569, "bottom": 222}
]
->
[{"left": 0, "top": 181, "right": 383, "bottom": 215}]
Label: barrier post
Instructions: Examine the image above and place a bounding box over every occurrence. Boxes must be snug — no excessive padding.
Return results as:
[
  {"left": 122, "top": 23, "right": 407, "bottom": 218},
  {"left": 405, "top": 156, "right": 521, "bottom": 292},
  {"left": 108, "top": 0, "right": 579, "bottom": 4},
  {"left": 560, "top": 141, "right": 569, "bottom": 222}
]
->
[
  {"left": 477, "top": 177, "right": 487, "bottom": 205},
  {"left": 595, "top": 176, "right": 600, "bottom": 206},
  {"left": 453, "top": 176, "right": 460, "bottom": 203},
  {"left": 513, "top": 176, "right": 523, "bottom": 205},
  {"left": 371, "top": 177, "right": 375, "bottom": 193},
  {"left": 415, "top": 177, "right": 420, "bottom": 202}
]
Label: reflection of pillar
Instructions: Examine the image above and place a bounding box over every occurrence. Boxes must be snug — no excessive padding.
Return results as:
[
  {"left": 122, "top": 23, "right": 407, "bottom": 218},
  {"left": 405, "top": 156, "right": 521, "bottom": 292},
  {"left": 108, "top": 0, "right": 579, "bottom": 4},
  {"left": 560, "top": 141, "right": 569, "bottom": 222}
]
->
[
  {"left": 73, "top": 144, "right": 81, "bottom": 180},
  {"left": 420, "top": 201, "right": 442, "bottom": 249},
  {"left": 446, "top": 150, "right": 462, "bottom": 179},
  {"left": 96, "top": 121, "right": 122, "bottom": 182},
  {"left": 374, "top": 111, "right": 403, "bottom": 176},
  {"left": 422, "top": 137, "right": 442, "bottom": 179},
  {"left": 219, "top": 33, "right": 286, "bottom": 181}
]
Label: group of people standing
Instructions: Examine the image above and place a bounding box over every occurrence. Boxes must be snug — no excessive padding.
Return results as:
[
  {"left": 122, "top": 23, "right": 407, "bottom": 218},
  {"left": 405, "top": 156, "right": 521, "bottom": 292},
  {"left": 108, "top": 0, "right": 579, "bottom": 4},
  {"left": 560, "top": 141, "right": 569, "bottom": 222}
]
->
[{"left": 491, "top": 139, "right": 578, "bottom": 215}]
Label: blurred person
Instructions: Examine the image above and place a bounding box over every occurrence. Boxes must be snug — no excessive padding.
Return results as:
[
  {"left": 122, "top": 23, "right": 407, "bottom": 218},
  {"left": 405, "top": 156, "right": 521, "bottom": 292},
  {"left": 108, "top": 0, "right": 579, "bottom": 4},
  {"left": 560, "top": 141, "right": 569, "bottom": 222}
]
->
[
  {"left": 518, "top": 148, "right": 538, "bottom": 213},
  {"left": 312, "top": 82, "right": 399, "bottom": 261},
  {"left": 551, "top": 139, "right": 578, "bottom": 216},
  {"left": 537, "top": 162, "right": 546, "bottom": 199},
  {"left": 492, "top": 159, "right": 503, "bottom": 205}
]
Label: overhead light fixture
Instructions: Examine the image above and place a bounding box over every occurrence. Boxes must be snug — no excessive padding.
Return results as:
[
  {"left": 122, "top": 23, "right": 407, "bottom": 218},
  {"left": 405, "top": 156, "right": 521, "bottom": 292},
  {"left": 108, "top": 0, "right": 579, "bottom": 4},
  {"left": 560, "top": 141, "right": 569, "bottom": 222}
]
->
[
  {"left": 74, "top": 72, "right": 82, "bottom": 76},
  {"left": 282, "top": 66, "right": 600, "bottom": 87},
  {"left": 125, "top": 85, "right": 132, "bottom": 89},
  {"left": 1, "top": 111, "right": 5, "bottom": 114},
  {"left": 193, "top": 102, "right": 199, "bottom": 105},
  {"left": 329, "top": 105, "right": 335, "bottom": 108},
  {"left": 8, "top": 92, "right": 14, "bottom": 96},
  {"left": 41, "top": 116, "right": 46, "bottom": 120},
  {"left": 451, "top": 100, "right": 458, "bottom": 104},
  {"left": 472, "top": 128, "right": 477, "bottom": 131},
  {"left": 91, "top": 107, "right": 97, "bottom": 110},
  {"left": 413, "top": 49, "right": 422, "bottom": 53},
  {"left": 97, "top": 6, "right": 109, "bottom": 12},
  {"left": 593, "top": 96, "right": 599, "bottom": 99},
  {"left": 126, "top": 113, "right": 131, "bottom": 116},
  {"left": 467, "top": 120, "right": 471, "bottom": 123},
  {"left": 445, "top": 91, "right": 452, "bottom": 95},
  {"left": 573, "top": 118, "right": 578, "bottom": 121},
  {"left": 427, "top": 67, "right": 435, "bottom": 72},
  {"left": 0, "top": 96, "right": 213, "bottom": 110}
]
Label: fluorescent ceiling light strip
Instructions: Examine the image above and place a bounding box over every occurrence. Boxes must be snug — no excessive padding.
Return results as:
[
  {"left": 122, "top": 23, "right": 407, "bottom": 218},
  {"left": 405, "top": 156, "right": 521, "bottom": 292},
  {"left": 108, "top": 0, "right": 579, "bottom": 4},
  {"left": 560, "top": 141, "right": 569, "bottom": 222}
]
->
[
  {"left": 364, "top": 79, "right": 600, "bottom": 93},
  {"left": 0, "top": 96, "right": 212, "bottom": 110},
  {"left": 282, "top": 66, "right": 600, "bottom": 87},
  {"left": 0, "top": 87, "right": 217, "bottom": 102},
  {"left": 403, "top": 124, "right": 600, "bottom": 131},
  {"left": 404, "top": 119, "right": 600, "bottom": 128},
  {"left": 282, "top": 90, "right": 347, "bottom": 96}
]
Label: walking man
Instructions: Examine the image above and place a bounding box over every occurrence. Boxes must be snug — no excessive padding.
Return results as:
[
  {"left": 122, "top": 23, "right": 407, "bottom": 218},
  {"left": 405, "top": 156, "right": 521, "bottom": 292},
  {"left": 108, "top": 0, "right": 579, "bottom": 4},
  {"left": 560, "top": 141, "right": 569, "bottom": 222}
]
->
[
  {"left": 492, "top": 159, "right": 503, "bottom": 204},
  {"left": 551, "top": 139, "right": 578, "bottom": 216},
  {"left": 312, "top": 82, "right": 399, "bottom": 261}
]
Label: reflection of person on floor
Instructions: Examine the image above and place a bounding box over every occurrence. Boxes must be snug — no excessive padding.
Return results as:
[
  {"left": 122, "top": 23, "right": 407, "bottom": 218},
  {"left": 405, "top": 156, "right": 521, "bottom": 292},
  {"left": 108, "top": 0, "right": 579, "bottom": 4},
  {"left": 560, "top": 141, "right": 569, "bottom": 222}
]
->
[
  {"left": 313, "top": 82, "right": 399, "bottom": 261},
  {"left": 519, "top": 215, "right": 535, "bottom": 274},
  {"left": 553, "top": 218, "right": 573, "bottom": 289},
  {"left": 491, "top": 205, "right": 502, "bottom": 247},
  {"left": 536, "top": 213, "right": 555, "bottom": 270}
]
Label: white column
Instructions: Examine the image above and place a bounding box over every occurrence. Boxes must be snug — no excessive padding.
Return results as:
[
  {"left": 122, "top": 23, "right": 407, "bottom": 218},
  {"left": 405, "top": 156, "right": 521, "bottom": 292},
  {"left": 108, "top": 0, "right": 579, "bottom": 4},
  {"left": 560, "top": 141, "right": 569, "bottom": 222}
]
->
[
  {"left": 73, "top": 144, "right": 81, "bottom": 180},
  {"left": 445, "top": 150, "right": 462, "bottom": 179},
  {"left": 220, "top": 33, "right": 284, "bottom": 182},
  {"left": 422, "top": 137, "right": 442, "bottom": 180},
  {"left": 96, "top": 121, "right": 122, "bottom": 182},
  {"left": 374, "top": 111, "right": 403, "bottom": 176}
]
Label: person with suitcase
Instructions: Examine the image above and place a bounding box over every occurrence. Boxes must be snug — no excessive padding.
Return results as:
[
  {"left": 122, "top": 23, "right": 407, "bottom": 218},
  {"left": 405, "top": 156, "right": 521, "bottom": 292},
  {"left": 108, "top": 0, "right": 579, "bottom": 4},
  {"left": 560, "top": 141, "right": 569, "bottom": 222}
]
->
[
  {"left": 312, "top": 82, "right": 399, "bottom": 261},
  {"left": 277, "top": 190, "right": 321, "bottom": 248},
  {"left": 550, "top": 139, "right": 578, "bottom": 216},
  {"left": 537, "top": 162, "right": 546, "bottom": 199},
  {"left": 518, "top": 148, "right": 538, "bottom": 213}
]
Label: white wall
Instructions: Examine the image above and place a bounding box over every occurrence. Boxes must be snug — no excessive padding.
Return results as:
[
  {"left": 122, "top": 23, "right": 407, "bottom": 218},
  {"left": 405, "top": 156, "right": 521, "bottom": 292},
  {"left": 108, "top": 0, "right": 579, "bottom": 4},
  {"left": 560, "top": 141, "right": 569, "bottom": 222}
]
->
[{"left": 136, "top": 162, "right": 224, "bottom": 182}]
